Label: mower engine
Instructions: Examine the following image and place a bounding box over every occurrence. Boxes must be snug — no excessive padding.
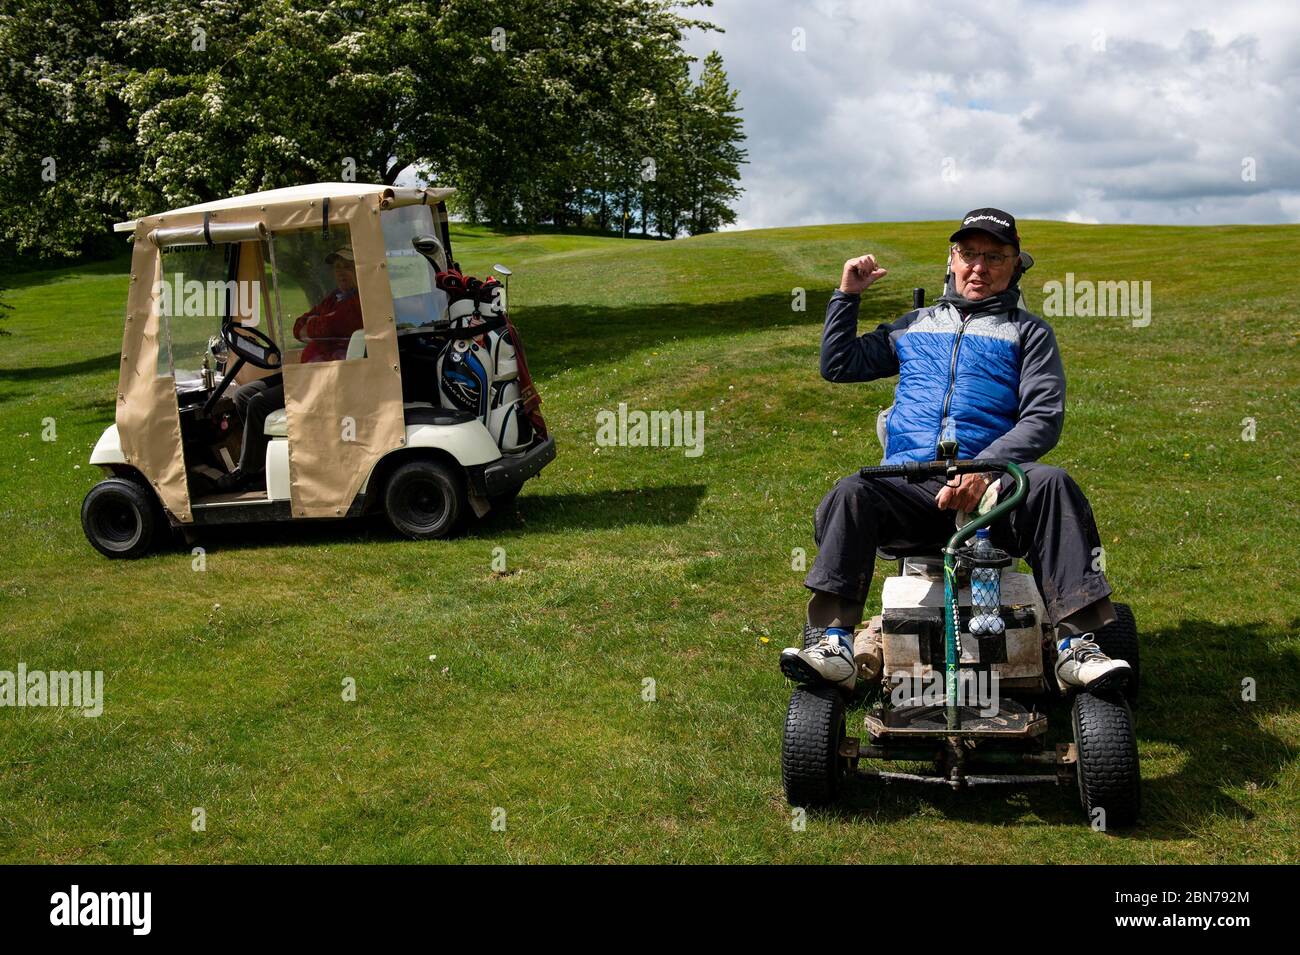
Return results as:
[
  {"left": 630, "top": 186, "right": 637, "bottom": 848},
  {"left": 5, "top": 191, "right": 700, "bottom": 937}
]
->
[{"left": 858, "top": 555, "right": 1053, "bottom": 697}]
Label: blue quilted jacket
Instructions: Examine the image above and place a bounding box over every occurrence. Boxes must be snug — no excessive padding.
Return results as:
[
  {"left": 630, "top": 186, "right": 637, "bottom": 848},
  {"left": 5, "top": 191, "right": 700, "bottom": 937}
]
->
[{"left": 821, "top": 289, "right": 1065, "bottom": 465}]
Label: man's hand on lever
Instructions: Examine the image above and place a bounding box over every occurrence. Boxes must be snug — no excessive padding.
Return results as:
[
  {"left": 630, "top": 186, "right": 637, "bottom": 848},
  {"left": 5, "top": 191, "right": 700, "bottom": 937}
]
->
[{"left": 935, "top": 472, "right": 991, "bottom": 513}]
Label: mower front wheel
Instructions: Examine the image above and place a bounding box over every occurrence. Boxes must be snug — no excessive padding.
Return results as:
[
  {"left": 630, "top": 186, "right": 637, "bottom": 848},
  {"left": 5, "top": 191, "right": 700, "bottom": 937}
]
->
[
  {"left": 781, "top": 685, "right": 849, "bottom": 808},
  {"left": 1093, "top": 602, "right": 1139, "bottom": 704},
  {"left": 802, "top": 624, "right": 827, "bottom": 650},
  {"left": 1072, "top": 690, "right": 1140, "bottom": 829}
]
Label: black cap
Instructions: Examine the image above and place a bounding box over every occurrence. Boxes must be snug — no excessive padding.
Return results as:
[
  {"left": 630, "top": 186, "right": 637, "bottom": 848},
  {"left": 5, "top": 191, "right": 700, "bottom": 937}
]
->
[{"left": 950, "top": 208, "right": 1019, "bottom": 251}]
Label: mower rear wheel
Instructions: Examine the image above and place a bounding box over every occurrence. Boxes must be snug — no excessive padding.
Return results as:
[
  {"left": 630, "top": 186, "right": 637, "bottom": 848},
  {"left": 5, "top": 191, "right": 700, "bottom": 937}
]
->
[
  {"left": 782, "top": 685, "right": 848, "bottom": 808},
  {"left": 1072, "top": 690, "right": 1140, "bottom": 829},
  {"left": 1092, "top": 603, "right": 1139, "bottom": 704}
]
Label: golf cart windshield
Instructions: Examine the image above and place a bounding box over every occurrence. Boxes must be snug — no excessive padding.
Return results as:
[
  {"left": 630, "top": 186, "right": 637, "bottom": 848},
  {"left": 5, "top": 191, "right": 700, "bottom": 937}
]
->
[
  {"left": 381, "top": 205, "right": 450, "bottom": 332},
  {"left": 155, "top": 241, "right": 271, "bottom": 383}
]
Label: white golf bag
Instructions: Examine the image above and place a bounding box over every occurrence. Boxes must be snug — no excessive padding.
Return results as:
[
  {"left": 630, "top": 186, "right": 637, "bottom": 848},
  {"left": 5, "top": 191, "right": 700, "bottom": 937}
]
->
[{"left": 436, "top": 286, "right": 532, "bottom": 453}]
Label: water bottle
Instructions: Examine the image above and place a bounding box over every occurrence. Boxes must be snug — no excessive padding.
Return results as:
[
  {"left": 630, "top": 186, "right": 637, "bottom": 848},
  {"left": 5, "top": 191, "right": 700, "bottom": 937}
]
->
[{"left": 969, "top": 528, "right": 1004, "bottom": 635}]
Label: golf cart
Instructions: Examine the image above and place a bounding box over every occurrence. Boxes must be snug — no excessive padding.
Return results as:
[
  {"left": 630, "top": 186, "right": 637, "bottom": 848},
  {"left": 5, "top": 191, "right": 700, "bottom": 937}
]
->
[
  {"left": 782, "top": 451, "right": 1141, "bottom": 826},
  {"left": 82, "top": 182, "right": 555, "bottom": 558}
]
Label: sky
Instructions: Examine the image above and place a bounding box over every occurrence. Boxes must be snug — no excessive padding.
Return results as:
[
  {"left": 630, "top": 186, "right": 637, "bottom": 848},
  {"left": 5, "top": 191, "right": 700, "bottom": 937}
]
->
[{"left": 681, "top": 0, "right": 1300, "bottom": 230}]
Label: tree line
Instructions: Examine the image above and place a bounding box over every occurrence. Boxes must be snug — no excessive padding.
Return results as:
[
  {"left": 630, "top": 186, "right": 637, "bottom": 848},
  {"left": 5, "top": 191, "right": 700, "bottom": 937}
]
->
[{"left": 0, "top": 0, "right": 747, "bottom": 260}]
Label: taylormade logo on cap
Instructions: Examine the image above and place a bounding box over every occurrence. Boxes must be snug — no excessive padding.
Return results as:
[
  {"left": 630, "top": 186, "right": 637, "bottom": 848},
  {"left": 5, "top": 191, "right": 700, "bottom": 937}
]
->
[
  {"left": 950, "top": 207, "right": 1020, "bottom": 249},
  {"left": 964, "top": 213, "right": 1011, "bottom": 228}
]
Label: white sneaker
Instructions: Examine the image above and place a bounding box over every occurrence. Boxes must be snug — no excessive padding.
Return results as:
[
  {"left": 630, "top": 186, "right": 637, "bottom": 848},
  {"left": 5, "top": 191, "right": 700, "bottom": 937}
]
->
[
  {"left": 1055, "top": 635, "right": 1131, "bottom": 692},
  {"left": 780, "top": 636, "right": 857, "bottom": 691}
]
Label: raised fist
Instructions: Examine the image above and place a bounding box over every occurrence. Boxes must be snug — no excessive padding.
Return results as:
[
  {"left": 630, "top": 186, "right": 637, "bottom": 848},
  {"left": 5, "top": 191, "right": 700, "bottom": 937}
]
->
[{"left": 839, "top": 254, "right": 888, "bottom": 295}]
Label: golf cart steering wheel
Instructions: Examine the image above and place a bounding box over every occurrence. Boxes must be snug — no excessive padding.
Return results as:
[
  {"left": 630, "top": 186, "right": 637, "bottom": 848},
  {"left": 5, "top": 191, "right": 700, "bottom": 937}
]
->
[
  {"left": 201, "top": 322, "right": 282, "bottom": 419},
  {"left": 222, "top": 322, "right": 281, "bottom": 370}
]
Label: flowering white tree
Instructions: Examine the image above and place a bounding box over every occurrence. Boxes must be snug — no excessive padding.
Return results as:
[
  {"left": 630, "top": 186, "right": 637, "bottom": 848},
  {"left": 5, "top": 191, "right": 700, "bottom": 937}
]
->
[{"left": 0, "top": 0, "right": 745, "bottom": 257}]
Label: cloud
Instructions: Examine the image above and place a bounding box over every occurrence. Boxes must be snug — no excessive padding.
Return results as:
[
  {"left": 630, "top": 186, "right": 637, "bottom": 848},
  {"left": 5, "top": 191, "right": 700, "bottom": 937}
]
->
[{"left": 684, "top": 0, "right": 1300, "bottom": 228}]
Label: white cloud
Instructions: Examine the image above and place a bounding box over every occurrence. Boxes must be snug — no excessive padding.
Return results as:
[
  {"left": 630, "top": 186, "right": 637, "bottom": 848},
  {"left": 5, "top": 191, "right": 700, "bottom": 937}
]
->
[{"left": 684, "top": 0, "right": 1300, "bottom": 228}]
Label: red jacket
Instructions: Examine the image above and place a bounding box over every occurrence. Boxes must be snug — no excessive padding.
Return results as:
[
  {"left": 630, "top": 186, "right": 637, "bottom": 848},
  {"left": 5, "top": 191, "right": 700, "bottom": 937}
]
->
[{"left": 293, "top": 289, "right": 363, "bottom": 363}]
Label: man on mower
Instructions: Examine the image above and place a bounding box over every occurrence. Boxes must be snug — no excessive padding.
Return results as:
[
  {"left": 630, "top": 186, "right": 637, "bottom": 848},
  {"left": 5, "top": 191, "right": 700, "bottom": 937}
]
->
[
  {"left": 780, "top": 208, "right": 1130, "bottom": 694},
  {"left": 216, "top": 247, "right": 363, "bottom": 491}
]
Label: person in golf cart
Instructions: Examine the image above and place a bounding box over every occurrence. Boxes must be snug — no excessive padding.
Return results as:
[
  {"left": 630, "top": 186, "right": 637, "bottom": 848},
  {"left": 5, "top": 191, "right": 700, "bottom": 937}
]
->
[
  {"left": 217, "top": 246, "right": 363, "bottom": 491},
  {"left": 780, "top": 208, "right": 1130, "bottom": 694}
]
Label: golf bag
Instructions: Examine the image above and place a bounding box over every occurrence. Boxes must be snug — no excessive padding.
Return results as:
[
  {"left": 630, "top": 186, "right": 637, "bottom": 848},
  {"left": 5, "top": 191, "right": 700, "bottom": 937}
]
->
[{"left": 434, "top": 269, "right": 545, "bottom": 452}]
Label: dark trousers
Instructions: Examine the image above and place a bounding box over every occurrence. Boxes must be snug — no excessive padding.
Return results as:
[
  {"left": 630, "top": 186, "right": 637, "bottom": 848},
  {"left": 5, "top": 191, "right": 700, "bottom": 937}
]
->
[
  {"left": 231, "top": 373, "right": 284, "bottom": 475},
  {"left": 804, "top": 462, "right": 1112, "bottom": 627}
]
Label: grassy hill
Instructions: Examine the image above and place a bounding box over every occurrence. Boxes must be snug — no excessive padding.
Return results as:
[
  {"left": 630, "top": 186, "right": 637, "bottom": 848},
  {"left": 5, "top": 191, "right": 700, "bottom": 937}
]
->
[{"left": 0, "top": 220, "right": 1297, "bottom": 862}]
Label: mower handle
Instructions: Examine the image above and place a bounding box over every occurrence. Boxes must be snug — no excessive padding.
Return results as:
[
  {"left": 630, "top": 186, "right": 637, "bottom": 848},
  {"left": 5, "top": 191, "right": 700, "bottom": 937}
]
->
[
  {"left": 860, "top": 458, "right": 1029, "bottom": 547},
  {"left": 859, "top": 457, "right": 1010, "bottom": 483}
]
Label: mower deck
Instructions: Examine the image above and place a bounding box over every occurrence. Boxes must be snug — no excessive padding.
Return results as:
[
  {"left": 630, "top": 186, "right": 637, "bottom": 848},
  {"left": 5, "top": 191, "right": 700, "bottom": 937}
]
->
[
  {"left": 837, "top": 698, "right": 1074, "bottom": 789},
  {"left": 865, "top": 697, "right": 1048, "bottom": 739}
]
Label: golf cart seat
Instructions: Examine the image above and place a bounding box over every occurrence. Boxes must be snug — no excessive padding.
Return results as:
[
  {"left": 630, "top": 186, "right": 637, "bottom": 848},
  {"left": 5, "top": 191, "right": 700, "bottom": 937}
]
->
[
  {"left": 262, "top": 403, "right": 476, "bottom": 437},
  {"left": 402, "top": 403, "right": 476, "bottom": 426},
  {"left": 259, "top": 331, "right": 370, "bottom": 437},
  {"left": 264, "top": 408, "right": 288, "bottom": 437}
]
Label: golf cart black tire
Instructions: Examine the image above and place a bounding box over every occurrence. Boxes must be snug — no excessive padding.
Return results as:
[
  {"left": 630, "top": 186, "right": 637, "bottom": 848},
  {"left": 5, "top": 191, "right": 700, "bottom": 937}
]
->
[
  {"left": 1093, "top": 602, "right": 1139, "bottom": 704},
  {"left": 782, "top": 685, "right": 848, "bottom": 808},
  {"left": 1072, "top": 690, "right": 1140, "bottom": 829},
  {"left": 383, "top": 459, "right": 467, "bottom": 540},
  {"left": 81, "top": 478, "right": 159, "bottom": 559}
]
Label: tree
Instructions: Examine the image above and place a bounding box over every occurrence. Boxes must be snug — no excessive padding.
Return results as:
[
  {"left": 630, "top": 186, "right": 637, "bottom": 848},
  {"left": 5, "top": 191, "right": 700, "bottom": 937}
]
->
[
  {"left": 0, "top": 0, "right": 745, "bottom": 257},
  {"left": 678, "top": 50, "right": 746, "bottom": 235},
  {"left": 0, "top": 0, "right": 140, "bottom": 258}
]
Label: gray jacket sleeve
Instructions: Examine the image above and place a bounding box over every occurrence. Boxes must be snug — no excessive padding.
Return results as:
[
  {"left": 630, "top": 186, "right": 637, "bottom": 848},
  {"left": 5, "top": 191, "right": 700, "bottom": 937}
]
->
[
  {"left": 820, "top": 289, "right": 916, "bottom": 382},
  {"left": 979, "top": 312, "right": 1066, "bottom": 463}
]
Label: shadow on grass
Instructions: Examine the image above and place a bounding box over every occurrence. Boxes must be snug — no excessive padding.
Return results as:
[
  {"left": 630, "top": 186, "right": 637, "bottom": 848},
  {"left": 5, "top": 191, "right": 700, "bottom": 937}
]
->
[
  {"left": 0, "top": 353, "right": 120, "bottom": 384},
  {"left": 471, "top": 484, "right": 707, "bottom": 534},
  {"left": 173, "top": 483, "right": 708, "bottom": 553},
  {"left": 4, "top": 252, "right": 133, "bottom": 291},
  {"left": 812, "top": 618, "right": 1299, "bottom": 839}
]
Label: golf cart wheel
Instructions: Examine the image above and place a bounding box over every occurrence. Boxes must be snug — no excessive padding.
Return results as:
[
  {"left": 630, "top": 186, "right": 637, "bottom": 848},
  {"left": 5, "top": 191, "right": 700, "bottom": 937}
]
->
[
  {"left": 81, "top": 478, "right": 159, "bottom": 559},
  {"left": 1072, "top": 690, "right": 1140, "bottom": 829},
  {"left": 383, "top": 459, "right": 466, "bottom": 540},
  {"left": 782, "top": 685, "right": 848, "bottom": 808},
  {"left": 1093, "top": 603, "right": 1139, "bottom": 704}
]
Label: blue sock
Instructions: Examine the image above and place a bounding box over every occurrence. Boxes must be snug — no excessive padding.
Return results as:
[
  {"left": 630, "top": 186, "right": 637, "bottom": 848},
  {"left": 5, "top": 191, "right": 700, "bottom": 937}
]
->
[
  {"left": 825, "top": 627, "right": 853, "bottom": 653},
  {"left": 1056, "top": 635, "right": 1075, "bottom": 652}
]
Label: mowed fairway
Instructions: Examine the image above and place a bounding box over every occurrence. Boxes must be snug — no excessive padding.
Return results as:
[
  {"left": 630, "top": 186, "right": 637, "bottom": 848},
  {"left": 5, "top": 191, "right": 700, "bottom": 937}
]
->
[{"left": 1, "top": 219, "right": 1297, "bottom": 863}]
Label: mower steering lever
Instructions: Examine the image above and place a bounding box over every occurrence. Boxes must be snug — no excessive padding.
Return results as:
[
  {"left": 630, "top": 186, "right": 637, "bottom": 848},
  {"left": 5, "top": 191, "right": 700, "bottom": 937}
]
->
[{"left": 859, "top": 458, "right": 1007, "bottom": 483}]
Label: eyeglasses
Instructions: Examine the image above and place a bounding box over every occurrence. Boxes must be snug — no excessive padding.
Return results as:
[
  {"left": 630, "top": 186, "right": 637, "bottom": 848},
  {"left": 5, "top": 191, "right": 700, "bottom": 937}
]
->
[{"left": 952, "top": 246, "right": 1015, "bottom": 267}]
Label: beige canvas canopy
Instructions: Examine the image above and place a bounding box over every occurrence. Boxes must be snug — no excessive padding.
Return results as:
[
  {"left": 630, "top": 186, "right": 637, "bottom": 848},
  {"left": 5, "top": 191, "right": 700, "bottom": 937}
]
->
[
  {"left": 112, "top": 183, "right": 457, "bottom": 235},
  {"left": 113, "top": 182, "right": 456, "bottom": 522}
]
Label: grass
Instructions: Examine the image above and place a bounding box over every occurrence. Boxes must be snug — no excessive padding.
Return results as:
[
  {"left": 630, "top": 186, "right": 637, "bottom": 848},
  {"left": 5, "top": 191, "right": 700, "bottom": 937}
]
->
[{"left": 0, "top": 218, "right": 1298, "bottom": 863}]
